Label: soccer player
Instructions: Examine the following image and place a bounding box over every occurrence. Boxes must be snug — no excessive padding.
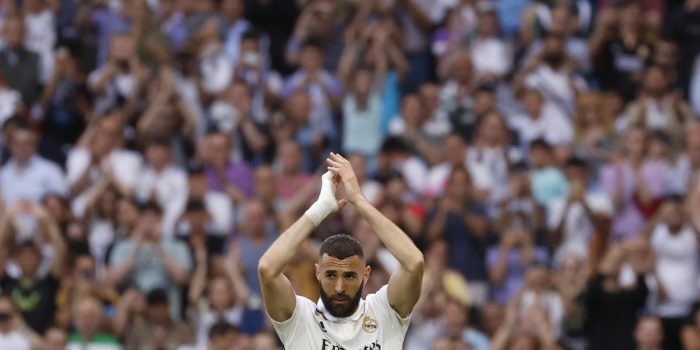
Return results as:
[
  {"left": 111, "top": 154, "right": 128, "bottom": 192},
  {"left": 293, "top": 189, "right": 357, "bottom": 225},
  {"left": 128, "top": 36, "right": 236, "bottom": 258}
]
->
[{"left": 258, "top": 153, "right": 424, "bottom": 349}]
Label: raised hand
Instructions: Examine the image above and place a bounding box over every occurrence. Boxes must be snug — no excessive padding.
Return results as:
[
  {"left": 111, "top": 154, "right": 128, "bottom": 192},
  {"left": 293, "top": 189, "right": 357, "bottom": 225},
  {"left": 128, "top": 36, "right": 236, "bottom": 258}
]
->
[{"left": 326, "top": 152, "right": 364, "bottom": 205}]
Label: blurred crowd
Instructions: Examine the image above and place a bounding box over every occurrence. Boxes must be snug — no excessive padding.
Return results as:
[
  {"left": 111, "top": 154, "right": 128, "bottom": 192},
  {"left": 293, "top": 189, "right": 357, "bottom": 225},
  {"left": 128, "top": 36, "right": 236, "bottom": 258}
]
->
[{"left": 0, "top": 0, "right": 699, "bottom": 349}]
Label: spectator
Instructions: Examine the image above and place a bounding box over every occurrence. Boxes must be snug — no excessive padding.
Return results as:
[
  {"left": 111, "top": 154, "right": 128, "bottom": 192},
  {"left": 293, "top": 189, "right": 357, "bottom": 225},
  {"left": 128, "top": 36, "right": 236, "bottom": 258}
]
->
[
  {"left": 547, "top": 157, "right": 613, "bottom": 263},
  {"left": 43, "top": 326, "right": 68, "bottom": 350},
  {"left": 426, "top": 167, "right": 489, "bottom": 294},
  {"left": 528, "top": 139, "right": 569, "bottom": 207},
  {"left": 125, "top": 288, "right": 194, "bottom": 350},
  {"left": 425, "top": 132, "right": 490, "bottom": 199},
  {"left": 617, "top": 64, "right": 695, "bottom": 146},
  {"left": 573, "top": 91, "right": 616, "bottom": 173},
  {"left": 0, "top": 296, "right": 33, "bottom": 350},
  {"left": 378, "top": 137, "right": 428, "bottom": 195},
  {"left": 468, "top": 3, "right": 512, "bottom": 82},
  {"left": 68, "top": 296, "right": 121, "bottom": 350},
  {"left": 584, "top": 241, "right": 652, "bottom": 350},
  {"left": 233, "top": 200, "right": 275, "bottom": 298},
  {"left": 508, "top": 89, "right": 574, "bottom": 151},
  {"left": 590, "top": 0, "right": 656, "bottom": 102},
  {"left": 0, "top": 201, "right": 66, "bottom": 334},
  {"left": 442, "top": 298, "right": 491, "bottom": 350},
  {"left": 274, "top": 140, "right": 312, "bottom": 202},
  {"left": 0, "top": 15, "right": 42, "bottom": 107},
  {"left": 641, "top": 196, "right": 700, "bottom": 350},
  {"left": 107, "top": 201, "right": 192, "bottom": 320},
  {"left": 599, "top": 127, "right": 667, "bottom": 240},
  {"left": 488, "top": 212, "right": 549, "bottom": 304},
  {"left": 0, "top": 121, "right": 67, "bottom": 205},
  {"left": 203, "top": 131, "right": 254, "bottom": 203},
  {"left": 341, "top": 67, "right": 383, "bottom": 158},
  {"left": 634, "top": 315, "right": 664, "bottom": 350},
  {"left": 136, "top": 135, "right": 189, "bottom": 237}
]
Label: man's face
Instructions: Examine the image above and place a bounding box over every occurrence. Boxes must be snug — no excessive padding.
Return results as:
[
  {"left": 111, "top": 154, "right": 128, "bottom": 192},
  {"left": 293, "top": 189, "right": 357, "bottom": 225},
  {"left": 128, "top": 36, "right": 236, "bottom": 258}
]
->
[
  {"left": 3, "top": 19, "right": 23, "bottom": 48},
  {"left": 316, "top": 254, "right": 369, "bottom": 318},
  {"left": 9, "top": 129, "right": 37, "bottom": 163},
  {"left": 43, "top": 328, "right": 68, "bottom": 350}
]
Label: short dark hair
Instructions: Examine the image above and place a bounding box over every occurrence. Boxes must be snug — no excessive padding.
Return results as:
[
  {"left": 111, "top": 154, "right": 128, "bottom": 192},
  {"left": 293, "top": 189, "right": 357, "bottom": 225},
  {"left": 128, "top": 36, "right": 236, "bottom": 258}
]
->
[
  {"left": 565, "top": 157, "right": 588, "bottom": 169},
  {"left": 300, "top": 37, "right": 325, "bottom": 52},
  {"left": 146, "top": 288, "right": 169, "bottom": 305},
  {"left": 209, "top": 320, "right": 239, "bottom": 340},
  {"left": 138, "top": 200, "right": 163, "bottom": 216},
  {"left": 529, "top": 138, "right": 551, "bottom": 152},
  {"left": 319, "top": 234, "right": 364, "bottom": 261}
]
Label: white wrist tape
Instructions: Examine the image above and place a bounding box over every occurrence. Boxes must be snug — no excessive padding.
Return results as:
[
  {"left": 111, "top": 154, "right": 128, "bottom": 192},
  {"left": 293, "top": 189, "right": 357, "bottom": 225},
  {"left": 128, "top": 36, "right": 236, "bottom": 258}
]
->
[{"left": 305, "top": 171, "right": 339, "bottom": 227}]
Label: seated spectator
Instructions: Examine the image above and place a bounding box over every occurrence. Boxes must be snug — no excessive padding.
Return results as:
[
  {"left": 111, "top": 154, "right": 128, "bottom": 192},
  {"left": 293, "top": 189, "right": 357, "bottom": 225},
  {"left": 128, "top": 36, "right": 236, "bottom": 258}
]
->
[
  {"left": 125, "top": 288, "right": 194, "bottom": 350},
  {"left": 0, "top": 201, "right": 66, "bottom": 334},
  {"left": 68, "top": 297, "right": 121, "bottom": 350},
  {"left": 107, "top": 201, "right": 192, "bottom": 320},
  {"left": 43, "top": 326, "right": 68, "bottom": 350},
  {"left": 0, "top": 120, "right": 67, "bottom": 205}
]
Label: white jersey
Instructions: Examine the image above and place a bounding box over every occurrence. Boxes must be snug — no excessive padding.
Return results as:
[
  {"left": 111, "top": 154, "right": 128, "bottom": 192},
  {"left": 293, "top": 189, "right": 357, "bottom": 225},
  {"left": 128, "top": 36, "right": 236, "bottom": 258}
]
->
[{"left": 271, "top": 285, "right": 410, "bottom": 350}]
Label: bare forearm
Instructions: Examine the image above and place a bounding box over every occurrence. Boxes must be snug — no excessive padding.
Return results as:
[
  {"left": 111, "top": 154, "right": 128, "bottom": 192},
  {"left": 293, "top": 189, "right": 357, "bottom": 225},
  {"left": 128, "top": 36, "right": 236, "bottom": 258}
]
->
[
  {"left": 354, "top": 198, "right": 423, "bottom": 271},
  {"left": 158, "top": 250, "right": 190, "bottom": 285},
  {"left": 258, "top": 215, "right": 315, "bottom": 279}
]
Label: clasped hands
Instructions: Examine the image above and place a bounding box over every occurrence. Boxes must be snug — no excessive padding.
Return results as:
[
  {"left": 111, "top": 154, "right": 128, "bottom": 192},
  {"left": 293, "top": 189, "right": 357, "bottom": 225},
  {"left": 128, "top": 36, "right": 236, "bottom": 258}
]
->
[{"left": 304, "top": 153, "right": 364, "bottom": 226}]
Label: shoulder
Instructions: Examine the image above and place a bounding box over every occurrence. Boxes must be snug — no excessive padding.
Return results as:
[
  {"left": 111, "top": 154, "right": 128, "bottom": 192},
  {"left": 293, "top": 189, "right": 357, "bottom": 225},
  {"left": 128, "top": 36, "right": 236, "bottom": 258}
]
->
[{"left": 366, "top": 285, "right": 412, "bottom": 326}]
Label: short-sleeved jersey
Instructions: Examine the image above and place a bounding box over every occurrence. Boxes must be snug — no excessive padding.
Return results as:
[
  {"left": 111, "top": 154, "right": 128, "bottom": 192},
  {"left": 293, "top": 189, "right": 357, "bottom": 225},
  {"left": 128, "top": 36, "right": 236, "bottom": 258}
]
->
[{"left": 271, "top": 285, "right": 410, "bottom": 350}]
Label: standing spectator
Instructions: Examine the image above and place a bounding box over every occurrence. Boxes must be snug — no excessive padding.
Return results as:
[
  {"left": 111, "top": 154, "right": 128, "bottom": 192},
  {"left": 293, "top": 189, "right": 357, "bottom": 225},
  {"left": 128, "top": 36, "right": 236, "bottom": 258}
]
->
[
  {"left": 528, "top": 139, "right": 569, "bottom": 207},
  {"left": 617, "top": 64, "right": 695, "bottom": 147},
  {"left": 547, "top": 157, "right": 613, "bottom": 263},
  {"left": 0, "top": 201, "right": 67, "bottom": 334},
  {"left": 107, "top": 201, "right": 192, "bottom": 320},
  {"left": 0, "top": 15, "right": 42, "bottom": 106},
  {"left": 233, "top": 200, "right": 275, "bottom": 298},
  {"left": 426, "top": 167, "right": 489, "bottom": 300},
  {"left": 487, "top": 212, "right": 549, "bottom": 304},
  {"left": 23, "top": 0, "right": 58, "bottom": 83},
  {"left": 221, "top": 0, "right": 251, "bottom": 64},
  {"left": 641, "top": 196, "right": 700, "bottom": 350},
  {"left": 508, "top": 89, "right": 574, "bottom": 151},
  {"left": 0, "top": 121, "right": 66, "bottom": 205},
  {"left": 136, "top": 136, "right": 188, "bottom": 237},
  {"left": 468, "top": 3, "right": 512, "bottom": 82},
  {"left": 600, "top": 127, "right": 667, "bottom": 239},
  {"left": 590, "top": 0, "right": 655, "bottom": 101},
  {"left": 584, "top": 241, "right": 652, "bottom": 350},
  {"left": 125, "top": 288, "right": 194, "bottom": 350},
  {"left": 202, "top": 132, "right": 254, "bottom": 203},
  {"left": 341, "top": 67, "right": 383, "bottom": 158}
]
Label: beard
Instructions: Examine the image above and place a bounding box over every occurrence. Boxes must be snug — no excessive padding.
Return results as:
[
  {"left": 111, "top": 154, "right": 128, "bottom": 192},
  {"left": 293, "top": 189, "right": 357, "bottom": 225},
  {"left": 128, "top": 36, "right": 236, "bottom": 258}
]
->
[{"left": 319, "top": 281, "right": 364, "bottom": 318}]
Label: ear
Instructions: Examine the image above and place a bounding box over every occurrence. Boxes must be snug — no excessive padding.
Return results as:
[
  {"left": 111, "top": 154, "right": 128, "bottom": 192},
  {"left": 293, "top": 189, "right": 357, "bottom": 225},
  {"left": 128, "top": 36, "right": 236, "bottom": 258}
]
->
[
  {"left": 315, "top": 263, "right": 320, "bottom": 281},
  {"left": 364, "top": 265, "right": 371, "bottom": 284}
]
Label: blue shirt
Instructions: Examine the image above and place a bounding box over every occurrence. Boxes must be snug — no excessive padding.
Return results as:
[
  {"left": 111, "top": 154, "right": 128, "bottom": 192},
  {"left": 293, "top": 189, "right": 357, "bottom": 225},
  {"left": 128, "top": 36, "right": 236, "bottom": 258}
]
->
[{"left": 0, "top": 156, "right": 67, "bottom": 205}]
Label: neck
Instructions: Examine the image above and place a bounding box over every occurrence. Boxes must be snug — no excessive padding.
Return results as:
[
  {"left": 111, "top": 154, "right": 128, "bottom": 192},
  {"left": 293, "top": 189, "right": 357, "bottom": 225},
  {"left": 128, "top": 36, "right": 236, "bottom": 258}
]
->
[{"left": 14, "top": 157, "right": 30, "bottom": 169}]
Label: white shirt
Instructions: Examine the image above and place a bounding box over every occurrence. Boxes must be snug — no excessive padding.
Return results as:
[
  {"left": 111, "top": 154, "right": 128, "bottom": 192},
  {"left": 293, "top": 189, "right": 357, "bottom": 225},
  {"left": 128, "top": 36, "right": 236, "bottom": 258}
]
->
[
  {"left": 0, "top": 156, "right": 67, "bottom": 205},
  {"left": 398, "top": 157, "right": 428, "bottom": 195},
  {"left": 471, "top": 37, "right": 511, "bottom": 79},
  {"left": 509, "top": 102, "right": 574, "bottom": 149},
  {"left": 523, "top": 65, "right": 586, "bottom": 119},
  {"left": 547, "top": 193, "right": 613, "bottom": 264},
  {"left": 650, "top": 224, "right": 700, "bottom": 317},
  {"left": 67, "top": 147, "right": 143, "bottom": 218},
  {"left": 0, "top": 330, "right": 31, "bottom": 350},
  {"left": 0, "top": 87, "right": 20, "bottom": 125},
  {"left": 271, "top": 285, "right": 411, "bottom": 350},
  {"left": 136, "top": 165, "right": 188, "bottom": 237}
]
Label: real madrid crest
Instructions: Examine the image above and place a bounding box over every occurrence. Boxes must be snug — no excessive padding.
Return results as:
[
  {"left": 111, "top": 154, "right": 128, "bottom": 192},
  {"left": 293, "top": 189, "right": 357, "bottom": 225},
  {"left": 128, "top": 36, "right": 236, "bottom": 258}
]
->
[{"left": 363, "top": 315, "right": 378, "bottom": 333}]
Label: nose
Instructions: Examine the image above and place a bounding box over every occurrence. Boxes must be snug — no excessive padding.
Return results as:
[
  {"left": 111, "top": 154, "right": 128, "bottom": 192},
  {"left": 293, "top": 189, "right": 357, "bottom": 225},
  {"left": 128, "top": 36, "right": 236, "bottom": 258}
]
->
[{"left": 334, "top": 279, "right": 345, "bottom": 294}]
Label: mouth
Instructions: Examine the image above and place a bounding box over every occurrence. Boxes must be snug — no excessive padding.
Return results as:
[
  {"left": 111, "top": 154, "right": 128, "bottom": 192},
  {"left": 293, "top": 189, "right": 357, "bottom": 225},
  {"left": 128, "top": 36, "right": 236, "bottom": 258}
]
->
[{"left": 333, "top": 298, "right": 349, "bottom": 304}]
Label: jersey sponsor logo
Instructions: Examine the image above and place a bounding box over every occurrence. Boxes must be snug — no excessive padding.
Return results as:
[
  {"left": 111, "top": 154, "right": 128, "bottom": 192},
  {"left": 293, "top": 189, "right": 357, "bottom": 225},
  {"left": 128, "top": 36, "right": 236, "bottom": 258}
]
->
[
  {"left": 362, "top": 315, "right": 378, "bottom": 333},
  {"left": 320, "top": 339, "right": 381, "bottom": 350}
]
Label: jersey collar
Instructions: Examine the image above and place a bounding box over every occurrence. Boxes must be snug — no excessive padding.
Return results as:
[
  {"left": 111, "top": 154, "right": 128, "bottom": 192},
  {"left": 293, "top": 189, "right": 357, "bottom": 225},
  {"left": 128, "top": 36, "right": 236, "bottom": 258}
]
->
[{"left": 316, "top": 297, "right": 366, "bottom": 323}]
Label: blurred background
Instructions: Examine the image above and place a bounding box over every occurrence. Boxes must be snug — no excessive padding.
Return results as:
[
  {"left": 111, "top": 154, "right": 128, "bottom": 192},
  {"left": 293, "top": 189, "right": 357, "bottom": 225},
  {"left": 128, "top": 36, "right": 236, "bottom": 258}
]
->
[{"left": 0, "top": 0, "right": 698, "bottom": 349}]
